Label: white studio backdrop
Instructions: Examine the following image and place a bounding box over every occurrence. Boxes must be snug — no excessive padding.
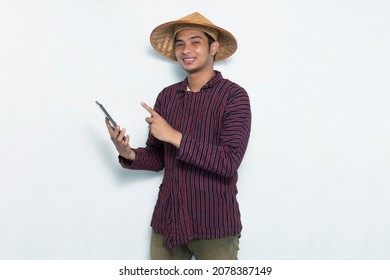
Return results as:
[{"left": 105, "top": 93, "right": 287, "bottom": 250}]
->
[{"left": 0, "top": 0, "right": 389, "bottom": 259}]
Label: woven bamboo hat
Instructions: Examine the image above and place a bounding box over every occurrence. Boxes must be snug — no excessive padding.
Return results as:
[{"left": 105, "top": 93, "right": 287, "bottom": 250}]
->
[{"left": 150, "top": 12, "right": 237, "bottom": 62}]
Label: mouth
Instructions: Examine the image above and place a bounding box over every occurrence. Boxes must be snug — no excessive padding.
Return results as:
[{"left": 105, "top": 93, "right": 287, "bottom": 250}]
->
[{"left": 182, "top": 57, "right": 196, "bottom": 64}]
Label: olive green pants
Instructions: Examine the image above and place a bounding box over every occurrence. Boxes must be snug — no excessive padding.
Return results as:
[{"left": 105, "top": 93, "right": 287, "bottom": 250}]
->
[{"left": 150, "top": 231, "right": 240, "bottom": 260}]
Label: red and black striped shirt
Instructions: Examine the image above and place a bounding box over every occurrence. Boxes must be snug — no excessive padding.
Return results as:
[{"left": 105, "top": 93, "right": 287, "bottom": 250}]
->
[{"left": 119, "top": 71, "right": 251, "bottom": 251}]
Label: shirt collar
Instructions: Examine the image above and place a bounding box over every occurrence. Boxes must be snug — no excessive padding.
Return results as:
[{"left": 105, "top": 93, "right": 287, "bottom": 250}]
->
[{"left": 180, "top": 70, "right": 223, "bottom": 93}]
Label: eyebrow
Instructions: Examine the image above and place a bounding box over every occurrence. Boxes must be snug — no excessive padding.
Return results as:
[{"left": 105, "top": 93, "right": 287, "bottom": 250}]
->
[{"left": 175, "top": 35, "right": 203, "bottom": 43}]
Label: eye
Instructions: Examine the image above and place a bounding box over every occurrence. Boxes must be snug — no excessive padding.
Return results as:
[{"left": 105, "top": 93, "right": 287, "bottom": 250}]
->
[
  {"left": 175, "top": 42, "right": 183, "bottom": 47},
  {"left": 192, "top": 41, "right": 200, "bottom": 45}
]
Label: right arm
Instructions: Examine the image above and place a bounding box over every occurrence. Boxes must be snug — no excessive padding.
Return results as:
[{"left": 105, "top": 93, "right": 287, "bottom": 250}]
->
[
  {"left": 105, "top": 117, "right": 135, "bottom": 160},
  {"left": 105, "top": 117, "right": 165, "bottom": 171}
]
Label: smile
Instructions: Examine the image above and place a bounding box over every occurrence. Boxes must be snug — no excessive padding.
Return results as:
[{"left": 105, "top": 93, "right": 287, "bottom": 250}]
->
[{"left": 183, "top": 57, "right": 196, "bottom": 64}]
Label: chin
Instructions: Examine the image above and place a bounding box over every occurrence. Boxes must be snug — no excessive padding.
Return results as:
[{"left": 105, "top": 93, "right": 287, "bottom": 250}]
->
[{"left": 181, "top": 64, "right": 198, "bottom": 73}]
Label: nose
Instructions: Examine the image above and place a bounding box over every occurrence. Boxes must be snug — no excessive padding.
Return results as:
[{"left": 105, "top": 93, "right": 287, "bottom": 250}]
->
[{"left": 182, "top": 43, "right": 192, "bottom": 55}]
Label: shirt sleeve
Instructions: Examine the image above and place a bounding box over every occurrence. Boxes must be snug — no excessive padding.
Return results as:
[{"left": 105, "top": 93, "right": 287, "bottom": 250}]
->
[
  {"left": 118, "top": 142, "right": 164, "bottom": 172},
  {"left": 177, "top": 88, "right": 251, "bottom": 177}
]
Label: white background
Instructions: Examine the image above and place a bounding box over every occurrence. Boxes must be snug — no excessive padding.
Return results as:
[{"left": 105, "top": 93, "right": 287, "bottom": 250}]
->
[{"left": 0, "top": 0, "right": 389, "bottom": 260}]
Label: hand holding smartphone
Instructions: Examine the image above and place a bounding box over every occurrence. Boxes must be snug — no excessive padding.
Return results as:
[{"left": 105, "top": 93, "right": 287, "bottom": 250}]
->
[{"left": 96, "top": 100, "right": 126, "bottom": 141}]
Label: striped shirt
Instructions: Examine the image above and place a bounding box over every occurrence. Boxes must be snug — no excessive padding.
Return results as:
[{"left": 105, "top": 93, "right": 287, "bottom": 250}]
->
[{"left": 119, "top": 71, "right": 251, "bottom": 251}]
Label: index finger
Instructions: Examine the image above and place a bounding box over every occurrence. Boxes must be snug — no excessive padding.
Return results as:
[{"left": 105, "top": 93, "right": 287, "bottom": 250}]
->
[{"left": 141, "top": 102, "right": 158, "bottom": 117}]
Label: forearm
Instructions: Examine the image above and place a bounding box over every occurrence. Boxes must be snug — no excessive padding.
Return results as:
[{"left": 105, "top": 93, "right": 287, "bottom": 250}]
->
[
  {"left": 177, "top": 92, "right": 251, "bottom": 177},
  {"left": 119, "top": 143, "right": 164, "bottom": 172},
  {"left": 177, "top": 133, "right": 249, "bottom": 177}
]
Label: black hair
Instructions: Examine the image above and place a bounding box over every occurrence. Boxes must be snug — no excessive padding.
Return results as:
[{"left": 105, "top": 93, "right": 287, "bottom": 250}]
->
[
  {"left": 204, "top": 32, "right": 217, "bottom": 61},
  {"left": 204, "top": 32, "right": 215, "bottom": 47}
]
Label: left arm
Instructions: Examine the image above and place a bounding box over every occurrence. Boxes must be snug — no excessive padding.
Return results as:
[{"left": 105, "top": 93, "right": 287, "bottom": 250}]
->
[
  {"left": 142, "top": 90, "right": 251, "bottom": 178},
  {"left": 177, "top": 89, "right": 251, "bottom": 177}
]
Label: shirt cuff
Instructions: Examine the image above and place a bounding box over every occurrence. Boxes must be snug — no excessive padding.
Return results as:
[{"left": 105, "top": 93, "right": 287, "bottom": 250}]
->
[{"left": 118, "top": 155, "right": 134, "bottom": 168}]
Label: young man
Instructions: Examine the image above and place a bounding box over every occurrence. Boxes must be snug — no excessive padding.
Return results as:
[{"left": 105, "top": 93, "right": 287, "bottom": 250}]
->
[{"left": 105, "top": 12, "right": 251, "bottom": 260}]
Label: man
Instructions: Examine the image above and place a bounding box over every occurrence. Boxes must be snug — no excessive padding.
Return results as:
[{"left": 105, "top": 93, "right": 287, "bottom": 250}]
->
[{"left": 105, "top": 12, "right": 251, "bottom": 260}]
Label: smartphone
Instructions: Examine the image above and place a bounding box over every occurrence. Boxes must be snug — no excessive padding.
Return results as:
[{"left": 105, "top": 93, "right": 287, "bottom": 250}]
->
[{"left": 95, "top": 100, "right": 118, "bottom": 129}]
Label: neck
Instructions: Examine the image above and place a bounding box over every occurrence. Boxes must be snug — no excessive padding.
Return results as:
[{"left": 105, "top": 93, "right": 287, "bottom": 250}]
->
[{"left": 187, "top": 68, "right": 215, "bottom": 92}]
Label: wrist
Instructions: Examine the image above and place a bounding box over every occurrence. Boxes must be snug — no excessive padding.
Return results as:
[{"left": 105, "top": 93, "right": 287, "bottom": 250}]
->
[
  {"left": 171, "top": 131, "right": 183, "bottom": 149},
  {"left": 122, "top": 149, "right": 136, "bottom": 161}
]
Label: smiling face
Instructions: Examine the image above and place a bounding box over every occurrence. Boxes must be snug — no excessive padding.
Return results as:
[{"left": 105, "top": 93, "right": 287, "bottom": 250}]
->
[{"left": 174, "top": 29, "right": 219, "bottom": 74}]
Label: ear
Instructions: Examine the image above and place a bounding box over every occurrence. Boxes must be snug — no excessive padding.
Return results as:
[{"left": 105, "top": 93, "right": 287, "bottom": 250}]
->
[{"left": 210, "top": 41, "right": 220, "bottom": 56}]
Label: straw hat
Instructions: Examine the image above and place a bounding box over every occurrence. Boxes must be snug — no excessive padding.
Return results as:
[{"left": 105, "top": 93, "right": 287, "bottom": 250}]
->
[{"left": 150, "top": 12, "right": 237, "bottom": 62}]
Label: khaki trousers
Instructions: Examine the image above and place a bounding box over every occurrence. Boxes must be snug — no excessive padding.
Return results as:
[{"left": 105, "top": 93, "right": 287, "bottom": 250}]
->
[{"left": 150, "top": 231, "right": 240, "bottom": 260}]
